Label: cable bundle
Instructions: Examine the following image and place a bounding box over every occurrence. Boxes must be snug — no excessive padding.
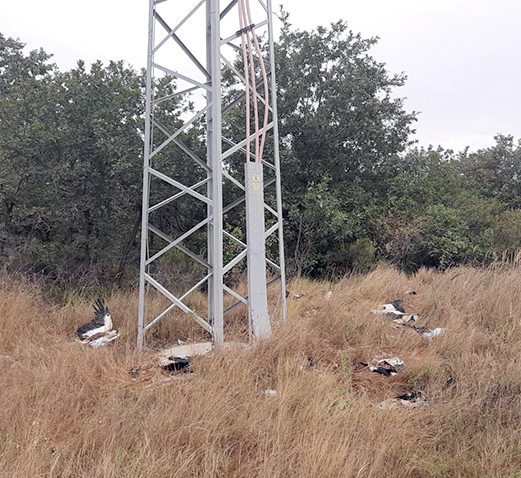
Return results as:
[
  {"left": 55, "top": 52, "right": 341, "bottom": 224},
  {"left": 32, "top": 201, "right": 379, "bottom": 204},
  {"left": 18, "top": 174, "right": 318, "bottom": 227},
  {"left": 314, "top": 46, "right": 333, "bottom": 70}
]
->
[{"left": 238, "top": 0, "right": 270, "bottom": 163}]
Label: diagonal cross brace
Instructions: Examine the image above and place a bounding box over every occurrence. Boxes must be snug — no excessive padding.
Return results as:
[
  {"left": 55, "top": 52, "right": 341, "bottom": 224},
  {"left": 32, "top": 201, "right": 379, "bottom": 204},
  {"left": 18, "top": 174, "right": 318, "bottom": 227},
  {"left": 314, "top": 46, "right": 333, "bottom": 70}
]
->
[
  {"left": 145, "top": 273, "right": 212, "bottom": 333},
  {"left": 149, "top": 167, "right": 212, "bottom": 206},
  {"left": 155, "top": 11, "right": 210, "bottom": 79},
  {"left": 153, "top": 119, "right": 211, "bottom": 173},
  {"left": 148, "top": 224, "right": 211, "bottom": 269},
  {"left": 149, "top": 177, "right": 210, "bottom": 213},
  {"left": 146, "top": 215, "right": 213, "bottom": 265},
  {"left": 154, "top": 0, "right": 207, "bottom": 54},
  {"left": 149, "top": 98, "right": 210, "bottom": 159},
  {"left": 221, "top": 122, "right": 273, "bottom": 160}
]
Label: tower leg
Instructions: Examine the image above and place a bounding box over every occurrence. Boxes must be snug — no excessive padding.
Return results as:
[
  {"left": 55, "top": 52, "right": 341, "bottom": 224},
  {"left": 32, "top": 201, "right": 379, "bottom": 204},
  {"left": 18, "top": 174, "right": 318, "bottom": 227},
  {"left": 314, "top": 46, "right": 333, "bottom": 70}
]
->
[
  {"left": 207, "top": 0, "right": 224, "bottom": 344},
  {"left": 245, "top": 162, "right": 271, "bottom": 339}
]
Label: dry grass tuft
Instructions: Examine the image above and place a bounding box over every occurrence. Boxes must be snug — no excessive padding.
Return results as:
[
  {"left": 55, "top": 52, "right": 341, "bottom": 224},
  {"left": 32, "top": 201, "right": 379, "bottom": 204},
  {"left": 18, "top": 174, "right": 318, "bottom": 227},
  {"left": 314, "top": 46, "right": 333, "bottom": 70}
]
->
[{"left": 2, "top": 266, "right": 521, "bottom": 476}]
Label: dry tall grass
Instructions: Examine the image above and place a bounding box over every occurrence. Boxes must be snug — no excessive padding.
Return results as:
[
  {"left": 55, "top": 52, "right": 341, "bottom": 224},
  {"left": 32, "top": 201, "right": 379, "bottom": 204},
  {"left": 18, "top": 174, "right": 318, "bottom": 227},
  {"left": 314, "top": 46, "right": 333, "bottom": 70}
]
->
[{"left": 2, "top": 266, "right": 521, "bottom": 477}]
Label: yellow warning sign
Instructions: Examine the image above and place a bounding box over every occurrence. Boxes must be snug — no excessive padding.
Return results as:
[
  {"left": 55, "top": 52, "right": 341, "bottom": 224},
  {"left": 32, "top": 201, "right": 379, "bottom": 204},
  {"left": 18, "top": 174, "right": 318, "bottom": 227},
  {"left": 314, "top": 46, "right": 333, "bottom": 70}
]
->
[{"left": 252, "top": 173, "right": 260, "bottom": 191}]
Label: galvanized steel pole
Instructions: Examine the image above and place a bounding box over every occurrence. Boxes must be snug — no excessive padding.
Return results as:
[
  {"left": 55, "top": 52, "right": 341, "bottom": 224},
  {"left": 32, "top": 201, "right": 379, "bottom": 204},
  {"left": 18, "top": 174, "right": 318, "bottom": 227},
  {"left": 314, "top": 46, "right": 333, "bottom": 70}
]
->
[
  {"left": 137, "top": 0, "right": 156, "bottom": 348},
  {"left": 207, "top": 0, "right": 224, "bottom": 344}
]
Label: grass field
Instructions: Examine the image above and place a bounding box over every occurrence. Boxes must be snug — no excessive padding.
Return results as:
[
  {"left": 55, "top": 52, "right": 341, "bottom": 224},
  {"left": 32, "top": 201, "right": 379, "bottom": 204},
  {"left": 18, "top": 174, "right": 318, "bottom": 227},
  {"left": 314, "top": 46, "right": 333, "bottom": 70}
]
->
[{"left": 2, "top": 266, "right": 521, "bottom": 477}]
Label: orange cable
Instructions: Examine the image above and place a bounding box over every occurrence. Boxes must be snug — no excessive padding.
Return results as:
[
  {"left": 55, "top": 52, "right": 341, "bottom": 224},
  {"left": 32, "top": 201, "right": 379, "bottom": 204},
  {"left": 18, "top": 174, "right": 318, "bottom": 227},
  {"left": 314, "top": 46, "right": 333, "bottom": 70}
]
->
[
  {"left": 238, "top": 0, "right": 251, "bottom": 161},
  {"left": 244, "top": 0, "right": 269, "bottom": 163}
]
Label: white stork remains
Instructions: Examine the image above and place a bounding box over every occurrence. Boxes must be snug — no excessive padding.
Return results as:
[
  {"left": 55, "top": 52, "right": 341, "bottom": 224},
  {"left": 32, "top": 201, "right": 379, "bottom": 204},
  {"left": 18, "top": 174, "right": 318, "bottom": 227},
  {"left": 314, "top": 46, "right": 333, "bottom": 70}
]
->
[
  {"left": 371, "top": 299, "right": 418, "bottom": 323},
  {"left": 363, "top": 357, "right": 405, "bottom": 376},
  {"left": 77, "top": 298, "right": 119, "bottom": 348}
]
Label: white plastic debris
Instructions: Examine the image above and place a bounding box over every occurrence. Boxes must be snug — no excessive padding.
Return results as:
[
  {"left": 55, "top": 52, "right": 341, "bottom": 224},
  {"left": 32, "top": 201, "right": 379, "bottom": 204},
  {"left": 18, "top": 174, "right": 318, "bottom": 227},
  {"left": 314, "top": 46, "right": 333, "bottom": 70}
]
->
[
  {"left": 263, "top": 389, "right": 277, "bottom": 396},
  {"left": 325, "top": 290, "right": 333, "bottom": 299}
]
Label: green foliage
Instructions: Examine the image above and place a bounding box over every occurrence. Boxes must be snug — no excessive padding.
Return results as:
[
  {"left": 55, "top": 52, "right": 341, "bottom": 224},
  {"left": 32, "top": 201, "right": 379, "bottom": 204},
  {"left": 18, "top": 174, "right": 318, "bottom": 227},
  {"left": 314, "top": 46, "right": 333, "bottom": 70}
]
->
[
  {"left": 276, "top": 18, "right": 417, "bottom": 192},
  {"left": 490, "top": 209, "right": 521, "bottom": 260},
  {"left": 276, "top": 19, "right": 417, "bottom": 276},
  {"left": 0, "top": 34, "right": 192, "bottom": 284},
  {"left": 335, "top": 238, "right": 377, "bottom": 274},
  {"left": 373, "top": 142, "right": 521, "bottom": 272},
  {"left": 286, "top": 178, "right": 353, "bottom": 276},
  {"left": 421, "top": 204, "right": 479, "bottom": 269},
  {"left": 154, "top": 248, "right": 205, "bottom": 292},
  {"left": 458, "top": 134, "right": 521, "bottom": 207},
  {"left": 0, "top": 46, "right": 147, "bottom": 281},
  {"left": 2, "top": 27, "right": 521, "bottom": 284}
]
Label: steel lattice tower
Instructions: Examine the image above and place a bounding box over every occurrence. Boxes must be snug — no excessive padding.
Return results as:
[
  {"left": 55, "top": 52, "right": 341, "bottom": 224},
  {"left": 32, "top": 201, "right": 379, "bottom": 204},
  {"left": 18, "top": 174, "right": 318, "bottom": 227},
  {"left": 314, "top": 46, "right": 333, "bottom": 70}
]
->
[{"left": 137, "top": 0, "right": 286, "bottom": 347}]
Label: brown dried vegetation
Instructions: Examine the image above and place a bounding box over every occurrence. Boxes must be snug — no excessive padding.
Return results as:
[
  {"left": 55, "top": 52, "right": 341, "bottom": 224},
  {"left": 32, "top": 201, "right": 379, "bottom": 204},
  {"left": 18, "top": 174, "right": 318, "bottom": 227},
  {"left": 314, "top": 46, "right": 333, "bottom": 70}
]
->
[{"left": 2, "top": 266, "right": 521, "bottom": 477}]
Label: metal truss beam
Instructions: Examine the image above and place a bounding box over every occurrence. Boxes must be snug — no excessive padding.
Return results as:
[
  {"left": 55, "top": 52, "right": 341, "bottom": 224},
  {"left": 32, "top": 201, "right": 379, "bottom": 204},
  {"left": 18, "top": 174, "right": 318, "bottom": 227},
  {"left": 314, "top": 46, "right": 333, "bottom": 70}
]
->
[{"left": 137, "top": 0, "right": 286, "bottom": 348}]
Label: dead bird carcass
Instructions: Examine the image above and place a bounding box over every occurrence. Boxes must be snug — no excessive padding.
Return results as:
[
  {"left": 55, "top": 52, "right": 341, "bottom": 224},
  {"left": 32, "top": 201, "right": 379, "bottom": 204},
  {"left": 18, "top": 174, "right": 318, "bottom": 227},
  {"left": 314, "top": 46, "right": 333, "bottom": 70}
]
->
[
  {"left": 162, "top": 356, "right": 190, "bottom": 372},
  {"left": 76, "top": 298, "right": 119, "bottom": 347},
  {"left": 371, "top": 300, "right": 419, "bottom": 324},
  {"left": 362, "top": 357, "right": 405, "bottom": 376}
]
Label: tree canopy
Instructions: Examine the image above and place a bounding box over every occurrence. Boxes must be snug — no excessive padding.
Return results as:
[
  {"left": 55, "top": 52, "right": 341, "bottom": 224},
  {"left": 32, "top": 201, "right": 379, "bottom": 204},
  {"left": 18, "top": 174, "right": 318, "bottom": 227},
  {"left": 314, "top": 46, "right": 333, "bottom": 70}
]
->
[{"left": 1, "top": 26, "right": 520, "bottom": 286}]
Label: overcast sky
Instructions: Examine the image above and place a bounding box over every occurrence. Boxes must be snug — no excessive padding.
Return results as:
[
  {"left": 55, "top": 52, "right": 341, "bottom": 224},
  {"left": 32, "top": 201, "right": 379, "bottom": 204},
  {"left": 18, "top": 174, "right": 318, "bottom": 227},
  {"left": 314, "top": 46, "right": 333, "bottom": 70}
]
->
[{"left": 2, "top": 0, "right": 520, "bottom": 152}]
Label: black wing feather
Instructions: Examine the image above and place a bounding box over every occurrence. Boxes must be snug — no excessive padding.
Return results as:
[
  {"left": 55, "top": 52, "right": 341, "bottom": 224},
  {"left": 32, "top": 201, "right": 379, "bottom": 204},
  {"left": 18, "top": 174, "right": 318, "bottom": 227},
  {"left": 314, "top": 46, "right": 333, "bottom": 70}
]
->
[
  {"left": 162, "top": 357, "right": 190, "bottom": 371},
  {"left": 76, "top": 298, "right": 109, "bottom": 337},
  {"left": 94, "top": 298, "right": 109, "bottom": 321},
  {"left": 373, "top": 367, "right": 392, "bottom": 376},
  {"left": 390, "top": 300, "right": 406, "bottom": 313},
  {"left": 396, "top": 391, "right": 422, "bottom": 401}
]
